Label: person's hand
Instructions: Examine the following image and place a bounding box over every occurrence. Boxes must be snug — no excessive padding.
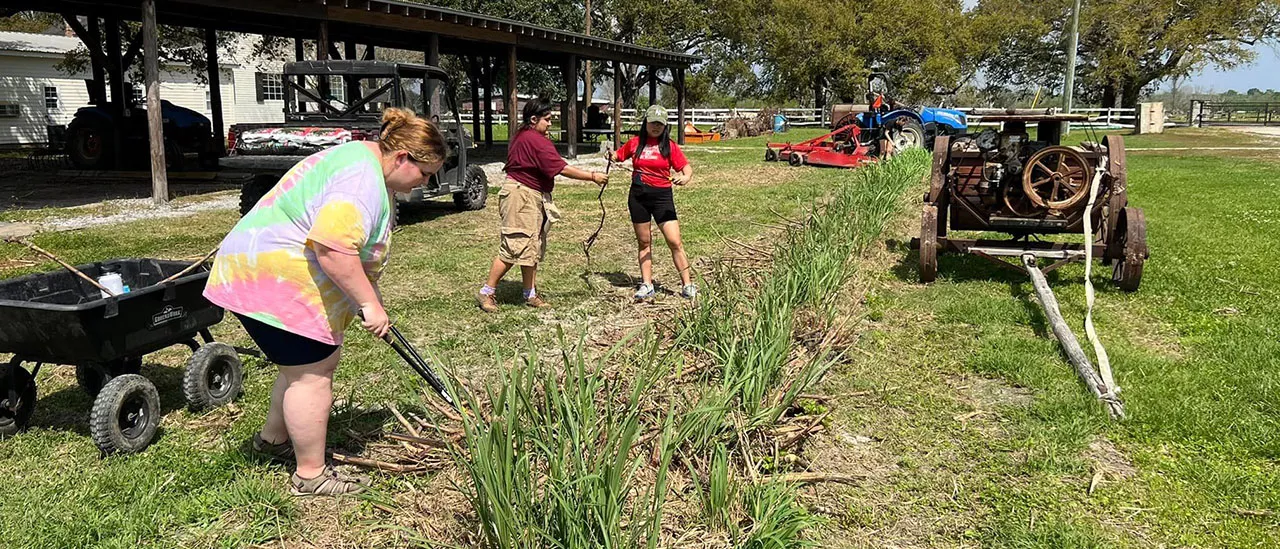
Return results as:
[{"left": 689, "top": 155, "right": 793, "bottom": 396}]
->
[
  {"left": 671, "top": 173, "right": 691, "bottom": 186},
  {"left": 591, "top": 171, "right": 610, "bottom": 187},
  {"left": 359, "top": 302, "right": 391, "bottom": 339},
  {"left": 601, "top": 143, "right": 614, "bottom": 160}
]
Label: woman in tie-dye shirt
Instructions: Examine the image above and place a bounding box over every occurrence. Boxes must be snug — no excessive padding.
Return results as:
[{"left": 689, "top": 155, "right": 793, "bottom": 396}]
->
[{"left": 205, "top": 108, "right": 446, "bottom": 496}]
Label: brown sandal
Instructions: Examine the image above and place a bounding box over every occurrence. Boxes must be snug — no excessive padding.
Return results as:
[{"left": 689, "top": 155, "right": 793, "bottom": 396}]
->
[{"left": 290, "top": 465, "right": 367, "bottom": 496}]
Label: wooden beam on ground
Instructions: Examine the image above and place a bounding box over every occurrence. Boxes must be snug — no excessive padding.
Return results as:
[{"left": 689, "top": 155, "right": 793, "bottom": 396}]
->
[
  {"left": 1022, "top": 255, "right": 1125, "bottom": 419},
  {"left": 506, "top": 45, "right": 517, "bottom": 142},
  {"left": 676, "top": 67, "right": 686, "bottom": 145},
  {"left": 142, "top": 0, "right": 168, "bottom": 205},
  {"left": 205, "top": 28, "right": 224, "bottom": 150},
  {"left": 564, "top": 54, "right": 578, "bottom": 158}
]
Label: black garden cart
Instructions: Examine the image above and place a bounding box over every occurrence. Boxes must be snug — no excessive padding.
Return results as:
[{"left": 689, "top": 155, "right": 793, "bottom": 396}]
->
[{"left": 0, "top": 258, "right": 244, "bottom": 454}]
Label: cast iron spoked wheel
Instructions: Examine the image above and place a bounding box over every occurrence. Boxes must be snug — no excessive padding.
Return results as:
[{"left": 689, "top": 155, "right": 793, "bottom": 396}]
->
[
  {"left": 1022, "top": 146, "right": 1093, "bottom": 211},
  {"left": 75, "top": 356, "right": 143, "bottom": 398},
  {"left": 1112, "top": 207, "right": 1148, "bottom": 292},
  {"left": 0, "top": 358, "right": 37, "bottom": 437},
  {"left": 90, "top": 374, "right": 160, "bottom": 454},
  {"left": 919, "top": 203, "right": 938, "bottom": 283},
  {"left": 1002, "top": 184, "right": 1045, "bottom": 217},
  {"left": 453, "top": 165, "right": 489, "bottom": 211},
  {"left": 183, "top": 343, "right": 244, "bottom": 412}
]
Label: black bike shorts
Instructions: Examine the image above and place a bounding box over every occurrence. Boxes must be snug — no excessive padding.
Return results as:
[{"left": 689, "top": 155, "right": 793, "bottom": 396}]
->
[{"left": 627, "top": 184, "right": 678, "bottom": 224}]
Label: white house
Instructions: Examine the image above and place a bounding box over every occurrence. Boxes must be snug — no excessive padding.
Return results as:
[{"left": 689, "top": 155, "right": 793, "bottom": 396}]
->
[{"left": 0, "top": 30, "right": 288, "bottom": 147}]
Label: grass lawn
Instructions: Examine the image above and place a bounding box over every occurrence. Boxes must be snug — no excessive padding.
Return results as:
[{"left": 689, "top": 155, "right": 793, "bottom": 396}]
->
[{"left": 0, "top": 127, "right": 1276, "bottom": 547}]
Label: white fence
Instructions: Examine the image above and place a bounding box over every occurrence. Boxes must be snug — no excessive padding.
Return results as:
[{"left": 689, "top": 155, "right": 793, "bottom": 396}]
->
[
  {"left": 618, "top": 108, "right": 826, "bottom": 128},
  {"left": 452, "top": 106, "right": 1137, "bottom": 132}
]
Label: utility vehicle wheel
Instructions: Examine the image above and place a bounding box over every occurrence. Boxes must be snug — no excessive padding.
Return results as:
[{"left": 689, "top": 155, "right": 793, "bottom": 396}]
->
[
  {"left": 67, "top": 117, "right": 114, "bottom": 170},
  {"left": 764, "top": 148, "right": 778, "bottom": 162},
  {"left": 453, "top": 165, "right": 489, "bottom": 211},
  {"left": 0, "top": 359, "right": 36, "bottom": 437},
  {"left": 183, "top": 343, "right": 243, "bottom": 412},
  {"left": 90, "top": 374, "right": 160, "bottom": 454},
  {"left": 789, "top": 152, "right": 805, "bottom": 167}
]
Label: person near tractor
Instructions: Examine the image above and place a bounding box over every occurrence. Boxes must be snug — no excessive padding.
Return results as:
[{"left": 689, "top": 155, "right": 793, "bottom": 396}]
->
[
  {"left": 475, "top": 98, "right": 610, "bottom": 313},
  {"left": 204, "top": 108, "right": 447, "bottom": 496},
  {"left": 604, "top": 104, "right": 696, "bottom": 301}
]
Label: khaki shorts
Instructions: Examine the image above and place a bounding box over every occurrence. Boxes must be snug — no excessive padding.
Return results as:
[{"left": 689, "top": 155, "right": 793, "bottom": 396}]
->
[{"left": 497, "top": 178, "right": 560, "bottom": 266}]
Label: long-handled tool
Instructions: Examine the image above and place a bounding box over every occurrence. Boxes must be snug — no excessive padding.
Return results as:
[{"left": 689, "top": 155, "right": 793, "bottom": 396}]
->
[{"left": 362, "top": 312, "right": 458, "bottom": 410}]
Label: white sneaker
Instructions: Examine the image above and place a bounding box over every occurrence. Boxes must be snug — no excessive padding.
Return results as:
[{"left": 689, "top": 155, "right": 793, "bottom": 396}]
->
[
  {"left": 634, "top": 283, "right": 656, "bottom": 301},
  {"left": 680, "top": 284, "right": 698, "bottom": 299}
]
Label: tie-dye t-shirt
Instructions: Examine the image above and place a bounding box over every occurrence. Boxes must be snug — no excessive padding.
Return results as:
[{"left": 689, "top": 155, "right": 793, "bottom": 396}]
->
[{"left": 204, "top": 142, "right": 392, "bottom": 345}]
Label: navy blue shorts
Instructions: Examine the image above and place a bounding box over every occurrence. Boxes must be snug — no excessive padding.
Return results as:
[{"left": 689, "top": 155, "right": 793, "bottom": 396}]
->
[{"left": 234, "top": 313, "right": 340, "bottom": 366}]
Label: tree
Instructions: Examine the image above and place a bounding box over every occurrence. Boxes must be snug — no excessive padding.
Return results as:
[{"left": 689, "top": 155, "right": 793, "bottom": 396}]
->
[{"left": 976, "top": 0, "right": 1280, "bottom": 108}]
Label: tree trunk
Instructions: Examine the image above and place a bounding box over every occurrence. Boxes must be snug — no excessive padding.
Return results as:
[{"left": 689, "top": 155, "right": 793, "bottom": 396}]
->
[
  {"left": 620, "top": 65, "right": 640, "bottom": 109},
  {"left": 1100, "top": 85, "right": 1117, "bottom": 109},
  {"left": 1120, "top": 80, "right": 1142, "bottom": 110}
]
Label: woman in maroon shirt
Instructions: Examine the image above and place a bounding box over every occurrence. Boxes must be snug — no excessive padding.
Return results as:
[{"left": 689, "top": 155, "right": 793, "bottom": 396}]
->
[
  {"left": 475, "top": 98, "right": 609, "bottom": 313},
  {"left": 607, "top": 104, "right": 696, "bottom": 301}
]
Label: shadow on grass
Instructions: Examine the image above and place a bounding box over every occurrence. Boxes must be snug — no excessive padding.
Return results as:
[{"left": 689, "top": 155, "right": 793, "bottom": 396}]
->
[{"left": 395, "top": 199, "right": 468, "bottom": 227}]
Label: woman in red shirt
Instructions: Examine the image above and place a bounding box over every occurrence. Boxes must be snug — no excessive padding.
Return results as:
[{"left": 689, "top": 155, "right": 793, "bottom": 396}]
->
[
  {"left": 608, "top": 104, "right": 696, "bottom": 301},
  {"left": 475, "top": 98, "right": 609, "bottom": 312}
]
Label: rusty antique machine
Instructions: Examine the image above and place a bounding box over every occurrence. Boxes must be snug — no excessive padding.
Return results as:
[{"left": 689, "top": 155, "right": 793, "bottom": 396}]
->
[{"left": 913, "top": 114, "right": 1148, "bottom": 290}]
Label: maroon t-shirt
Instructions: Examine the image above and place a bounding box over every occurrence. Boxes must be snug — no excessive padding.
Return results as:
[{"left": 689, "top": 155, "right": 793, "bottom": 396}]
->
[{"left": 504, "top": 128, "right": 568, "bottom": 193}]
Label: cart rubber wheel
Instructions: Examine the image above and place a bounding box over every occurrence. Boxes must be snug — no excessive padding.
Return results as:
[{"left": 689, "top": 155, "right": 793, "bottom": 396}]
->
[
  {"left": 0, "top": 359, "right": 37, "bottom": 437},
  {"left": 764, "top": 148, "right": 778, "bottom": 162},
  {"left": 453, "top": 164, "right": 489, "bottom": 211},
  {"left": 183, "top": 343, "right": 243, "bottom": 412},
  {"left": 75, "top": 357, "right": 142, "bottom": 398},
  {"left": 1112, "top": 207, "right": 1148, "bottom": 292},
  {"left": 90, "top": 374, "right": 160, "bottom": 454},
  {"left": 920, "top": 203, "right": 939, "bottom": 283},
  {"left": 789, "top": 152, "right": 805, "bottom": 167}
]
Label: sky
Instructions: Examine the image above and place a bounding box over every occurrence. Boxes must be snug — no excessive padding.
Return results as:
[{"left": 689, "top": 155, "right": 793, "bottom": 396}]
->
[{"left": 1169, "top": 44, "right": 1280, "bottom": 93}]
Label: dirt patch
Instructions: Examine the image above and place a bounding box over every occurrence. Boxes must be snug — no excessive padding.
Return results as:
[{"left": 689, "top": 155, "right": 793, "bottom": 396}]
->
[
  {"left": 1084, "top": 437, "right": 1137, "bottom": 481},
  {"left": 948, "top": 375, "right": 1034, "bottom": 410}
]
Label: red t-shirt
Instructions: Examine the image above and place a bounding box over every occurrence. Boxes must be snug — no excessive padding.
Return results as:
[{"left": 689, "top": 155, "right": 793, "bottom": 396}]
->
[
  {"left": 504, "top": 128, "right": 568, "bottom": 193},
  {"left": 616, "top": 136, "right": 689, "bottom": 189}
]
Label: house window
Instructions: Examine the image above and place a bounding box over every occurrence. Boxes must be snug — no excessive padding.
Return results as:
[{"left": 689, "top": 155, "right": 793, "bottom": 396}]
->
[
  {"left": 0, "top": 103, "right": 19, "bottom": 118},
  {"left": 44, "top": 86, "right": 59, "bottom": 110},
  {"left": 130, "top": 84, "right": 144, "bottom": 105},
  {"left": 206, "top": 90, "right": 211, "bottom": 112},
  {"left": 256, "top": 73, "right": 284, "bottom": 102},
  {"left": 329, "top": 75, "right": 346, "bottom": 104}
]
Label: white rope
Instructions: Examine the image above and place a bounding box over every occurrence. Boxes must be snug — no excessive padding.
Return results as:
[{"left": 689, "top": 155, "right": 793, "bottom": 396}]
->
[{"left": 1082, "top": 157, "right": 1118, "bottom": 397}]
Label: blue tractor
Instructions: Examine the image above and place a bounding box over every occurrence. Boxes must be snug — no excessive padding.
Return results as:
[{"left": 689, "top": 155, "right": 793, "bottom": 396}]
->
[
  {"left": 66, "top": 95, "right": 220, "bottom": 171},
  {"left": 832, "top": 72, "right": 968, "bottom": 152}
]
